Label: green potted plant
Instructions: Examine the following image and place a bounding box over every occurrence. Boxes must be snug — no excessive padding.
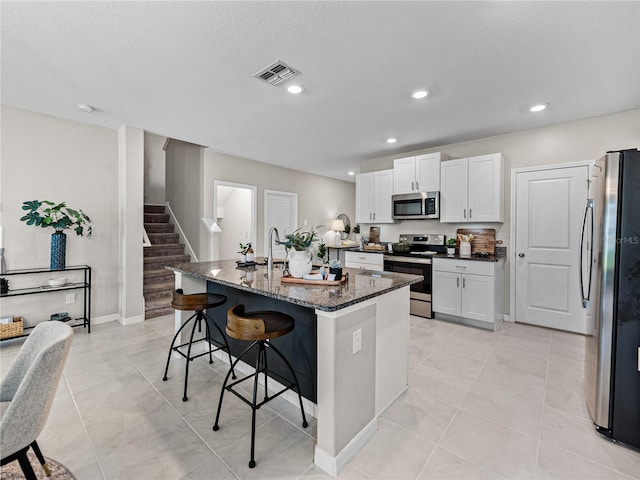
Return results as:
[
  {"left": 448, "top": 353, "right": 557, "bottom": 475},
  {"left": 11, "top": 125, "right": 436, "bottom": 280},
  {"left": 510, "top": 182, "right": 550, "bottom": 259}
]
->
[
  {"left": 280, "top": 226, "right": 321, "bottom": 278},
  {"left": 20, "top": 200, "right": 92, "bottom": 270},
  {"left": 446, "top": 238, "right": 457, "bottom": 256},
  {"left": 0, "top": 277, "right": 9, "bottom": 294},
  {"left": 317, "top": 241, "right": 327, "bottom": 264},
  {"left": 238, "top": 243, "right": 250, "bottom": 263}
]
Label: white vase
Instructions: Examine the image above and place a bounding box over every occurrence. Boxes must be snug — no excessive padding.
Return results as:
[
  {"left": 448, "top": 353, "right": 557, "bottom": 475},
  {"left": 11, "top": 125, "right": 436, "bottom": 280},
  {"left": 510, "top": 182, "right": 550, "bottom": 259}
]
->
[
  {"left": 239, "top": 253, "right": 247, "bottom": 263},
  {"left": 287, "top": 250, "right": 313, "bottom": 278}
]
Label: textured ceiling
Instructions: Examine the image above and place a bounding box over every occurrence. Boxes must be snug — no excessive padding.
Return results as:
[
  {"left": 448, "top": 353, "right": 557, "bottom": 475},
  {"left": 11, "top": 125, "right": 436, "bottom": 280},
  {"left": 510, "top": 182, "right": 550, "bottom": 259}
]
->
[{"left": 2, "top": 1, "right": 638, "bottom": 181}]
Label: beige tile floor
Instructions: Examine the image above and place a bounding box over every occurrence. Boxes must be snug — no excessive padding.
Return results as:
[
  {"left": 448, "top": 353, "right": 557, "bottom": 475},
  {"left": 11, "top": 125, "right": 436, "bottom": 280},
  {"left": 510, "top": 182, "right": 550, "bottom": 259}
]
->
[{"left": 1, "top": 314, "right": 639, "bottom": 479}]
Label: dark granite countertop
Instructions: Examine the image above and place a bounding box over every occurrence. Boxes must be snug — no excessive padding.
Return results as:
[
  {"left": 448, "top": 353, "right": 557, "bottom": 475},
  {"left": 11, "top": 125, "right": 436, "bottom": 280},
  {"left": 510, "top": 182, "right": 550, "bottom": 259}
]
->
[
  {"left": 166, "top": 259, "right": 422, "bottom": 312},
  {"left": 432, "top": 253, "right": 506, "bottom": 263}
]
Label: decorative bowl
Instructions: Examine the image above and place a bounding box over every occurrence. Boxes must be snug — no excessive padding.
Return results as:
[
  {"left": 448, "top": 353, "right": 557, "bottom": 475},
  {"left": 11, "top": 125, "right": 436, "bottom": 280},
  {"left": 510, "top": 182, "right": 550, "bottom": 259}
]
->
[
  {"left": 392, "top": 243, "right": 411, "bottom": 253},
  {"left": 48, "top": 278, "right": 67, "bottom": 287}
]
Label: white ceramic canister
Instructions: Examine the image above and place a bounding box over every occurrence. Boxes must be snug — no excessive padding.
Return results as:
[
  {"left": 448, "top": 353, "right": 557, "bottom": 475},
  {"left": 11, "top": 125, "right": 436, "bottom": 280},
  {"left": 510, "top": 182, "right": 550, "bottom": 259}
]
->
[{"left": 459, "top": 241, "right": 471, "bottom": 256}]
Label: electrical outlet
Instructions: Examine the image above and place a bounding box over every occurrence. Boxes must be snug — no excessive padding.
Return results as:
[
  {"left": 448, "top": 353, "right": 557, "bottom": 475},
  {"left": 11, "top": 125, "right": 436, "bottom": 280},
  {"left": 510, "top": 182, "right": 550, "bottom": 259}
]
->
[
  {"left": 352, "top": 328, "right": 362, "bottom": 354},
  {"left": 304, "top": 219, "right": 308, "bottom": 226},
  {"left": 65, "top": 293, "right": 75, "bottom": 304}
]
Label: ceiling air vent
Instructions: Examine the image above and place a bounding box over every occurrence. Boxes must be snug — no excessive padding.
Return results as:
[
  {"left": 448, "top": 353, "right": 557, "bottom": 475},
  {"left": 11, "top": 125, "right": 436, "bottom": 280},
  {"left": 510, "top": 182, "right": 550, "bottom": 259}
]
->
[{"left": 254, "top": 60, "right": 299, "bottom": 86}]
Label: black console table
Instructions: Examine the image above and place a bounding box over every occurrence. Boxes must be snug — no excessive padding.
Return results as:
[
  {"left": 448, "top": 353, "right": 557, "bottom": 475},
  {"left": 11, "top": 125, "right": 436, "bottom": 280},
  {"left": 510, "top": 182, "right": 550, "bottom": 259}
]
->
[{"left": 0, "top": 265, "right": 91, "bottom": 340}]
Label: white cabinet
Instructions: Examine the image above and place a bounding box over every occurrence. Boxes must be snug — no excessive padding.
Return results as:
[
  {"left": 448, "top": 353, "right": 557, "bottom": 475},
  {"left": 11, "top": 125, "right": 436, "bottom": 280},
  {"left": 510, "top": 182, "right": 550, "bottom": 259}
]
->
[
  {"left": 344, "top": 251, "right": 384, "bottom": 271},
  {"left": 393, "top": 153, "right": 442, "bottom": 194},
  {"left": 440, "top": 153, "right": 504, "bottom": 223},
  {"left": 432, "top": 258, "right": 504, "bottom": 330},
  {"left": 356, "top": 169, "right": 394, "bottom": 224}
]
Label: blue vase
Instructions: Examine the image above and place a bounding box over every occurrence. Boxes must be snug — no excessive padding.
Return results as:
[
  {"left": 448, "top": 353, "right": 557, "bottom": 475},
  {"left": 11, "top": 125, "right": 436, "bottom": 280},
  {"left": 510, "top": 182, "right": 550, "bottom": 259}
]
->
[{"left": 51, "top": 231, "right": 66, "bottom": 270}]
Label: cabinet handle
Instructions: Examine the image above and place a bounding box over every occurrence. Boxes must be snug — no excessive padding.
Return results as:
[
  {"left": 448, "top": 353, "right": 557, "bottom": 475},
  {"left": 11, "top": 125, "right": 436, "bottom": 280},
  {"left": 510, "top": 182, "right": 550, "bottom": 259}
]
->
[
  {"left": 455, "top": 265, "right": 467, "bottom": 269},
  {"left": 457, "top": 277, "right": 460, "bottom": 287},
  {"left": 463, "top": 278, "right": 466, "bottom": 288},
  {"left": 411, "top": 181, "right": 415, "bottom": 191},
  {"left": 416, "top": 181, "right": 419, "bottom": 190},
  {"left": 369, "top": 212, "right": 372, "bottom": 221},
  {"left": 469, "top": 209, "right": 472, "bottom": 218},
  {"left": 373, "top": 212, "right": 376, "bottom": 221}
]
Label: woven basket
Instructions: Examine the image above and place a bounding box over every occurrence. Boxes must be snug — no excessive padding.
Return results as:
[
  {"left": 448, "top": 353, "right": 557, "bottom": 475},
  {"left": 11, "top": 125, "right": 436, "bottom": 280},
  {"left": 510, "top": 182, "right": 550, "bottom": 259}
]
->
[{"left": 0, "top": 317, "right": 23, "bottom": 339}]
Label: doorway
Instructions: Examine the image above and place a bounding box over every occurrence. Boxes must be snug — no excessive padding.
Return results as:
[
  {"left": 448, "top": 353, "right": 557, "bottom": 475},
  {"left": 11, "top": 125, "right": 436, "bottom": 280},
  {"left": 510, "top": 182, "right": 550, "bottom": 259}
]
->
[
  {"left": 511, "top": 162, "right": 591, "bottom": 334},
  {"left": 264, "top": 190, "right": 298, "bottom": 259},
  {"left": 214, "top": 181, "right": 257, "bottom": 261}
]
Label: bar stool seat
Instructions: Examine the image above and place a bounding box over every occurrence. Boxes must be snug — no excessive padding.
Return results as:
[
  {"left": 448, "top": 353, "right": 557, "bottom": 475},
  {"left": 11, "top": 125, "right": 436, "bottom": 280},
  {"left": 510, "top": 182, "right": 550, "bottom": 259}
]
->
[
  {"left": 213, "top": 304, "right": 307, "bottom": 468},
  {"left": 162, "top": 289, "right": 235, "bottom": 401}
]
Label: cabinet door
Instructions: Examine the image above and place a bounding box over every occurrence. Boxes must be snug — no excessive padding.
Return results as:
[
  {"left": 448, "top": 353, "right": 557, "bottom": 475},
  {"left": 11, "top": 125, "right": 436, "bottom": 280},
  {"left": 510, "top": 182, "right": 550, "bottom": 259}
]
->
[
  {"left": 373, "top": 169, "right": 394, "bottom": 223},
  {"left": 440, "top": 158, "right": 468, "bottom": 223},
  {"left": 415, "top": 153, "right": 441, "bottom": 192},
  {"left": 461, "top": 273, "right": 494, "bottom": 323},
  {"left": 356, "top": 173, "right": 374, "bottom": 224},
  {"left": 432, "top": 271, "right": 461, "bottom": 316},
  {"left": 393, "top": 157, "right": 416, "bottom": 194},
  {"left": 468, "top": 153, "right": 504, "bottom": 222}
]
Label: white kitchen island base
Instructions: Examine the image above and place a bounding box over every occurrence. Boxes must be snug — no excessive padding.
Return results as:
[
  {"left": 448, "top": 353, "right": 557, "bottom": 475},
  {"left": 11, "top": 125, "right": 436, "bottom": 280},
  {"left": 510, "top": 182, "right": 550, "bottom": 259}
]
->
[{"left": 169, "top": 265, "right": 413, "bottom": 477}]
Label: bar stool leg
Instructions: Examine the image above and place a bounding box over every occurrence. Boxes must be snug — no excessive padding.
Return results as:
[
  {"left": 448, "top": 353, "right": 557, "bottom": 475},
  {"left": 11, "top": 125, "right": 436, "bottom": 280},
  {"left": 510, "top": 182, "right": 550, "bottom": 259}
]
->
[
  {"left": 182, "top": 313, "right": 201, "bottom": 401},
  {"left": 267, "top": 342, "right": 309, "bottom": 428},
  {"left": 202, "top": 313, "right": 214, "bottom": 364},
  {"left": 163, "top": 312, "right": 198, "bottom": 382},
  {"left": 30, "top": 441, "right": 51, "bottom": 476},
  {"left": 203, "top": 312, "right": 237, "bottom": 379},
  {"left": 249, "top": 342, "right": 264, "bottom": 469},
  {"left": 213, "top": 341, "right": 256, "bottom": 431}
]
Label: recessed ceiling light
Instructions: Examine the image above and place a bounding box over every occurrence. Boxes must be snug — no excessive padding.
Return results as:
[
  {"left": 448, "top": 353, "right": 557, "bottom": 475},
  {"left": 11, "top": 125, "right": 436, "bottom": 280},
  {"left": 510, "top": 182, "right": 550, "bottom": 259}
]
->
[
  {"left": 386, "top": 138, "right": 397, "bottom": 144},
  {"left": 411, "top": 89, "right": 430, "bottom": 99},
  {"left": 78, "top": 104, "right": 94, "bottom": 113},
  {"left": 530, "top": 104, "right": 547, "bottom": 112},
  {"left": 287, "top": 85, "right": 303, "bottom": 94},
  {"left": 348, "top": 171, "right": 355, "bottom": 176}
]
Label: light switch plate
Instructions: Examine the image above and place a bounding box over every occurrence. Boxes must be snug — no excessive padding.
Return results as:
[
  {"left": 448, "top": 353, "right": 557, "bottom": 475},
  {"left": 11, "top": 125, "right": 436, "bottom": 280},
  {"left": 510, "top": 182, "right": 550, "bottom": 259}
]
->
[{"left": 353, "top": 328, "right": 362, "bottom": 354}]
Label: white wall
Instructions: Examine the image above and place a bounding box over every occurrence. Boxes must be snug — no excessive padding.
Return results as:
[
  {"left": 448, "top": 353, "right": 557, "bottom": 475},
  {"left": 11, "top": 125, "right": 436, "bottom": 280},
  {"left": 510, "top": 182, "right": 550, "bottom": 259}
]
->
[
  {"left": 360, "top": 109, "right": 640, "bottom": 314},
  {"left": 143, "top": 132, "right": 167, "bottom": 204},
  {"left": 203, "top": 150, "right": 356, "bottom": 260},
  {"left": 0, "top": 106, "right": 121, "bottom": 322},
  {"left": 164, "top": 139, "right": 205, "bottom": 260},
  {"left": 217, "top": 187, "right": 252, "bottom": 261}
]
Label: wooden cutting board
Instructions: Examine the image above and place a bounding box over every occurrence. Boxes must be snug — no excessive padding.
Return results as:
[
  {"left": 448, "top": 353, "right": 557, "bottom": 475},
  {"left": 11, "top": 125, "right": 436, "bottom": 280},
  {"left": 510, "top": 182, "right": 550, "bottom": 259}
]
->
[{"left": 456, "top": 228, "right": 496, "bottom": 255}]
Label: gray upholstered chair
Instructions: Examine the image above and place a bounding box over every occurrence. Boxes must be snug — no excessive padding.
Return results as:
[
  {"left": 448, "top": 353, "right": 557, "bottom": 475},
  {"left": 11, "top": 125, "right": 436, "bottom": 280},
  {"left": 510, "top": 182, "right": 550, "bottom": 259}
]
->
[{"left": 0, "top": 321, "right": 73, "bottom": 479}]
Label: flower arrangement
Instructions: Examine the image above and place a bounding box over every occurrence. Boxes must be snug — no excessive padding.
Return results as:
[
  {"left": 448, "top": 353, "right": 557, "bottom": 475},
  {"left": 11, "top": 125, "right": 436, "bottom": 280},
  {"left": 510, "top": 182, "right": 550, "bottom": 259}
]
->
[{"left": 20, "top": 200, "right": 92, "bottom": 237}]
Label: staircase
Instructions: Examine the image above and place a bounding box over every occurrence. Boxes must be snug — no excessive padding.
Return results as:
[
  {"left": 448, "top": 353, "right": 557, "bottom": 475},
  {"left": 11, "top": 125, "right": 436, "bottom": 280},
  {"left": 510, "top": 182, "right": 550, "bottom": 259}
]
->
[{"left": 143, "top": 205, "right": 190, "bottom": 319}]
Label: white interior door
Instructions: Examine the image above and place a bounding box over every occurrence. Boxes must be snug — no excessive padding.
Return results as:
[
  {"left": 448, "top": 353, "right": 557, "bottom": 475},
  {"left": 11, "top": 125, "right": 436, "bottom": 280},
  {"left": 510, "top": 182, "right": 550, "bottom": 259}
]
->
[
  {"left": 514, "top": 165, "right": 590, "bottom": 333},
  {"left": 264, "top": 190, "right": 298, "bottom": 259}
]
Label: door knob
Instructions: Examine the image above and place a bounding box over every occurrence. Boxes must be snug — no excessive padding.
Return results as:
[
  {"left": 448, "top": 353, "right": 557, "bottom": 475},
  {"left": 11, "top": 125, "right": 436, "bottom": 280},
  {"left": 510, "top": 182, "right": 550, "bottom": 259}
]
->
[{"left": 518, "top": 253, "right": 525, "bottom": 258}]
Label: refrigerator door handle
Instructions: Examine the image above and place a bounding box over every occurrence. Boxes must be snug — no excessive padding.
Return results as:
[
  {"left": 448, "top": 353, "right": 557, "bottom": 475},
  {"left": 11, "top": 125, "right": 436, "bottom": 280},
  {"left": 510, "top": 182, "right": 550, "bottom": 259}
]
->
[{"left": 580, "top": 198, "right": 594, "bottom": 308}]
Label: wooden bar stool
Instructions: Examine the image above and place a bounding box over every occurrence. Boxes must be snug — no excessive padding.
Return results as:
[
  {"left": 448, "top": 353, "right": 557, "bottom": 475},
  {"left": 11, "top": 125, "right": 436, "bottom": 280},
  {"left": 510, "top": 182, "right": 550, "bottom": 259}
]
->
[
  {"left": 162, "top": 289, "right": 236, "bottom": 401},
  {"left": 212, "top": 304, "right": 308, "bottom": 468}
]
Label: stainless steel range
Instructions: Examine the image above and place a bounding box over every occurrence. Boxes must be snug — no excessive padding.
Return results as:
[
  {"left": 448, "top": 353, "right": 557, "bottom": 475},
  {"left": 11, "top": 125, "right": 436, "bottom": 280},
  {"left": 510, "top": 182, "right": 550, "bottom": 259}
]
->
[{"left": 383, "top": 233, "right": 446, "bottom": 318}]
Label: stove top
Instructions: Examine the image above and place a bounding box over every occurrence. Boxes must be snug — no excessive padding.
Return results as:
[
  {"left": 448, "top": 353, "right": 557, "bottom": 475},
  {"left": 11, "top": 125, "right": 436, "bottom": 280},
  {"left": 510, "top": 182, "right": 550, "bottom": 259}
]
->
[{"left": 388, "top": 233, "right": 448, "bottom": 258}]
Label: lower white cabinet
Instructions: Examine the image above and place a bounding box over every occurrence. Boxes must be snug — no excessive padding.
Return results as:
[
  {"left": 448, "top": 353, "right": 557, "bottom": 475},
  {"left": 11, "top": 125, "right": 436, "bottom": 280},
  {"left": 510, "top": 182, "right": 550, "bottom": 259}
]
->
[
  {"left": 344, "top": 251, "right": 384, "bottom": 271},
  {"left": 432, "top": 258, "right": 504, "bottom": 330}
]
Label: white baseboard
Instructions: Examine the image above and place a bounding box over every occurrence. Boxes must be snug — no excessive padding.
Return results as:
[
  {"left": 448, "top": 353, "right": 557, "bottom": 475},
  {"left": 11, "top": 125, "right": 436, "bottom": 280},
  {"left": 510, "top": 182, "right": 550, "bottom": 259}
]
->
[
  {"left": 314, "top": 419, "right": 377, "bottom": 477},
  {"left": 119, "top": 314, "right": 145, "bottom": 325},
  {"left": 503, "top": 314, "right": 513, "bottom": 322},
  {"left": 92, "top": 314, "right": 119, "bottom": 325}
]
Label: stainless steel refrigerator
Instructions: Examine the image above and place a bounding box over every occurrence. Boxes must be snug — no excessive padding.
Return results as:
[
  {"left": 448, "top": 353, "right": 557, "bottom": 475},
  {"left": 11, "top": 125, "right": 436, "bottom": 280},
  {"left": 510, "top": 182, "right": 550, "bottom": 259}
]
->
[{"left": 582, "top": 148, "right": 640, "bottom": 449}]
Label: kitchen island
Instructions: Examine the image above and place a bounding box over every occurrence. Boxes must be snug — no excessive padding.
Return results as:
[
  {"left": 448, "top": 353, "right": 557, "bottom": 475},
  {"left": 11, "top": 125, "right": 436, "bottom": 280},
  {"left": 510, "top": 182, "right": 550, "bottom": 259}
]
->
[{"left": 166, "top": 259, "right": 422, "bottom": 476}]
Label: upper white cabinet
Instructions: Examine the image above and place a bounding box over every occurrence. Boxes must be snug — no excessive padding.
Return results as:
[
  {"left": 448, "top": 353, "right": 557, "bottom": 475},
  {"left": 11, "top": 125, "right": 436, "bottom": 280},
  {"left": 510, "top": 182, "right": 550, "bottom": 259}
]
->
[
  {"left": 356, "top": 169, "right": 394, "bottom": 224},
  {"left": 393, "top": 152, "right": 442, "bottom": 194},
  {"left": 440, "top": 153, "right": 504, "bottom": 223}
]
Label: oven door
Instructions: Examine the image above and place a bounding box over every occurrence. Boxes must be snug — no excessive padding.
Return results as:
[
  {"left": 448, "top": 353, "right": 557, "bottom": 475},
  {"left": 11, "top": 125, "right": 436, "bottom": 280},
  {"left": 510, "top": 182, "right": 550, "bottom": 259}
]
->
[{"left": 383, "top": 255, "right": 432, "bottom": 318}]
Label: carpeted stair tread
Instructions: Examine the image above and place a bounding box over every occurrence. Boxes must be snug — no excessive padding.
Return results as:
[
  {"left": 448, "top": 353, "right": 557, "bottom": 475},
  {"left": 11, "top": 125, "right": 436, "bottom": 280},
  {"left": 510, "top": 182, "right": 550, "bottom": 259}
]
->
[
  {"left": 144, "top": 223, "right": 175, "bottom": 234},
  {"left": 148, "top": 233, "right": 180, "bottom": 244},
  {"left": 144, "top": 204, "right": 166, "bottom": 214},
  {"left": 145, "top": 305, "right": 174, "bottom": 319},
  {"left": 144, "top": 279, "right": 175, "bottom": 294},
  {"left": 143, "top": 244, "right": 186, "bottom": 257},
  {"left": 144, "top": 254, "right": 190, "bottom": 268},
  {"left": 144, "top": 268, "right": 175, "bottom": 279},
  {"left": 144, "top": 213, "right": 170, "bottom": 223}
]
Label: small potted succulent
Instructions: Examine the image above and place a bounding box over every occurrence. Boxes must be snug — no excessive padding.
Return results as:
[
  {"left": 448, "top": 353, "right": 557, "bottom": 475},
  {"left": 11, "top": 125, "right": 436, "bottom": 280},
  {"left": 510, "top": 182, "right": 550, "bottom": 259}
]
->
[
  {"left": 328, "top": 259, "right": 342, "bottom": 280},
  {"left": 446, "top": 238, "right": 457, "bottom": 256},
  {"left": 0, "top": 277, "right": 9, "bottom": 294},
  {"left": 238, "top": 243, "right": 250, "bottom": 263},
  {"left": 317, "top": 241, "right": 327, "bottom": 264}
]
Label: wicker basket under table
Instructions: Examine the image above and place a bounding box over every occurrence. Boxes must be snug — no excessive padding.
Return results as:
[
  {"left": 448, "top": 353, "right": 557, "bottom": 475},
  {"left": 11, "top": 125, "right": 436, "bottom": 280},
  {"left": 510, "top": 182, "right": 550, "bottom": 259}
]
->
[{"left": 0, "top": 317, "right": 24, "bottom": 339}]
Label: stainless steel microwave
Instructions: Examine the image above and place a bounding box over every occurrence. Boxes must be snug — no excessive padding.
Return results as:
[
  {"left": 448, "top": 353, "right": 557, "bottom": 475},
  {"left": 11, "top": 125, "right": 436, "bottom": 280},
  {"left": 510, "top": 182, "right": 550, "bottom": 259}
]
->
[{"left": 392, "top": 192, "right": 440, "bottom": 220}]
